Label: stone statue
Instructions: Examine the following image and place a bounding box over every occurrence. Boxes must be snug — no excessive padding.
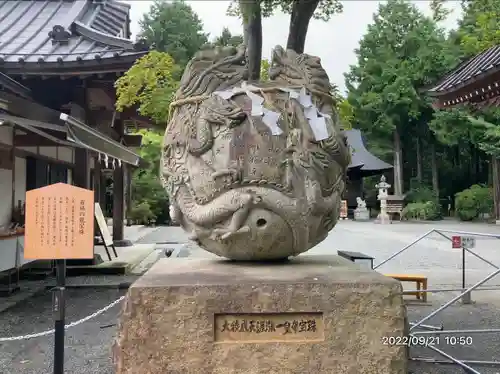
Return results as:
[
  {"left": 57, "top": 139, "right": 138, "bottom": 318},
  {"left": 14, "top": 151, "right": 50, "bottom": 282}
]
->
[
  {"left": 356, "top": 197, "right": 366, "bottom": 209},
  {"left": 354, "top": 197, "right": 369, "bottom": 221},
  {"left": 161, "top": 45, "right": 351, "bottom": 260}
]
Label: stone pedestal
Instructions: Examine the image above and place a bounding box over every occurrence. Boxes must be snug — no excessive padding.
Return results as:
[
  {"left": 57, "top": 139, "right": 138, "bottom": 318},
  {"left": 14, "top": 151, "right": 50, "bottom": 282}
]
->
[
  {"left": 114, "top": 256, "right": 408, "bottom": 374},
  {"left": 354, "top": 208, "right": 370, "bottom": 221}
]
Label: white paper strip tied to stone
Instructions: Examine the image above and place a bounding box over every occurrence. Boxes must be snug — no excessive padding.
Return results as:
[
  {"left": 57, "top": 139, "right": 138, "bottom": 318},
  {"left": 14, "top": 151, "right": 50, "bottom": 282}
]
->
[
  {"left": 304, "top": 104, "right": 329, "bottom": 141},
  {"left": 246, "top": 90, "right": 264, "bottom": 116},
  {"left": 298, "top": 87, "right": 313, "bottom": 108},
  {"left": 213, "top": 90, "right": 234, "bottom": 100},
  {"left": 262, "top": 109, "right": 283, "bottom": 135}
]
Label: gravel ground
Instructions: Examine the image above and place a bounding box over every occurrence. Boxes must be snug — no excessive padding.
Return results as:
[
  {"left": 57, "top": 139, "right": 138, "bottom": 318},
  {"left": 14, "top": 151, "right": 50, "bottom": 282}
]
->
[
  {"left": 0, "top": 289, "right": 125, "bottom": 374},
  {"left": 1, "top": 288, "right": 499, "bottom": 374},
  {"left": 407, "top": 292, "right": 500, "bottom": 374}
]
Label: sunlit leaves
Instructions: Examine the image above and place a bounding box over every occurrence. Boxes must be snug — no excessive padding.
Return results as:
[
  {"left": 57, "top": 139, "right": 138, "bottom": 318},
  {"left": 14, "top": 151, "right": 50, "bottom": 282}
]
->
[{"left": 115, "top": 51, "right": 179, "bottom": 125}]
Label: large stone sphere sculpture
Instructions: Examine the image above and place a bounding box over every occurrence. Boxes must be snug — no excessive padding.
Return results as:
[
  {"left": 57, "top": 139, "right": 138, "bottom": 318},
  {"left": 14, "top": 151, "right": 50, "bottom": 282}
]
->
[{"left": 161, "top": 45, "right": 351, "bottom": 260}]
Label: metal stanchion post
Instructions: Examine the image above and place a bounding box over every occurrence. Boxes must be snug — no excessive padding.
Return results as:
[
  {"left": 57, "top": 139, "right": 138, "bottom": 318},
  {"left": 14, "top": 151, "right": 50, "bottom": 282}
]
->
[
  {"left": 53, "top": 259, "right": 66, "bottom": 374},
  {"left": 461, "top": 246, "right": 471, "bottom": 304}
]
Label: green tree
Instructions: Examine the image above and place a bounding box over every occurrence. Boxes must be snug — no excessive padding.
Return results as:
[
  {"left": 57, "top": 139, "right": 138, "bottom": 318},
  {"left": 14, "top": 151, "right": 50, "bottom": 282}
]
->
[
  {"left": 138, "top": 0, "right": 208, "bottom": 67},
  {"left": 130, "top": 130, "right": 171, "bottom": 224},
  {"left": 210, "top": 27, "right": 244, "bottom": 47},
  {"left": 115, "top": 51, "right": 179, "bottom": 125},
  {"left": 345, "top": 0, "right": 455, "bottom": 195},
  {"left": 459, "top": 0, "right": 500, "bottom": 55},
  {"left": 260, "top": 58, "right": 270, "bottom": 81},
  {"left": 228, "top": 0, "right": 343, "bottom": 80}
]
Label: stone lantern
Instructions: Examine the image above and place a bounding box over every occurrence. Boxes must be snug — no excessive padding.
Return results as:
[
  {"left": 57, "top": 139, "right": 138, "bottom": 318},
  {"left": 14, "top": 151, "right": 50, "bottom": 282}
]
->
[{"left": 375, "top": 175, "right": 391, "bottom": 224}]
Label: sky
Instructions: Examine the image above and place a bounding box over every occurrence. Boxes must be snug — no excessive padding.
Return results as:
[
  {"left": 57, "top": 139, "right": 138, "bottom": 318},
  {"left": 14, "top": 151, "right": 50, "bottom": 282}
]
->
[{"left": 125, "top": 1, "right": 462, "bottom": 94}]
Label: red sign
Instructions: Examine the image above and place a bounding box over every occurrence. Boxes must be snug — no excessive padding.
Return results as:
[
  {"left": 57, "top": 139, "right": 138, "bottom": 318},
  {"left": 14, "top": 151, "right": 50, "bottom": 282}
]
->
[
  {"left": 340, "top": 200, "right": 348, "bottom": 218},
  {"left": 451, "top": 236, "right": 462, "bottom": 249}
]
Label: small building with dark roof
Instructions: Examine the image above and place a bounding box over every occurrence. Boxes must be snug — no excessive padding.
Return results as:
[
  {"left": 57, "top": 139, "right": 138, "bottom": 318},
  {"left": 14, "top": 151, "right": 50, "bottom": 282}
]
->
[
  {"left": 0, "top": 0, "right": 152, "bottom": 275},
  {"left": 345, "top": 129, "right": 393, "bottom": 208}
]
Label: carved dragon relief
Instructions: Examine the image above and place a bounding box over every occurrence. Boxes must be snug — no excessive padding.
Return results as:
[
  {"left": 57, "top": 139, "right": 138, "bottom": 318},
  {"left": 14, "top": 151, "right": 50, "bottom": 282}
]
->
[{"left": 161, "top": 44, "right": 350, "bottom": 260}]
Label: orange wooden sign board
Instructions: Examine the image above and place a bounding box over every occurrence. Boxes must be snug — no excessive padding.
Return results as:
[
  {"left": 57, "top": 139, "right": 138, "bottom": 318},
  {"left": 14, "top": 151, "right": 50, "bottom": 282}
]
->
[
  {"left": 340, "top": 200, "right": 348, "bottom": 218},
  {"left": 24, "top": 183, "right": 95, "bottom": 260}
]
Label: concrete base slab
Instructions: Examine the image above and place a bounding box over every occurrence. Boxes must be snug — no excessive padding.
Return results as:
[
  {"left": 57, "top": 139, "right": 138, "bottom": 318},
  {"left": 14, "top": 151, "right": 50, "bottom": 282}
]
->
[
  {"left": 114, "top": 255, "right": 408, "bottom": 374},
  {"left": 67, "top": 244, "right": 156, "bottom": 275}
]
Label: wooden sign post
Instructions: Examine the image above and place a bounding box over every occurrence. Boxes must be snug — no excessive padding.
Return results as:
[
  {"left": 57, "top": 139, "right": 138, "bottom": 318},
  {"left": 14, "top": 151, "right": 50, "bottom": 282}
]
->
[{"left": 25, "top": 183, "right": 94, "bottom": 374}]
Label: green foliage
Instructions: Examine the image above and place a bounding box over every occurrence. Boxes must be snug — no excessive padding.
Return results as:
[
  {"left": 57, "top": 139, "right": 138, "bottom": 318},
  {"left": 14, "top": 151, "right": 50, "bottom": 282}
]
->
[
  {"left": 455, "top": 184, "right": 493, "bottom": 221},
  {"left": 458, "top": 0, "right": 500, "bottom": 55},
  {"left": 429, "top": 0, "right": 452, "bottom": 22},
  {"left": 227, "top": 0, "right": 343, "bottom": 21},
  {"left": 208, "top": 27, "right": 244, "bottom": 47},
  {"left": 138, "top": 0, "right": 208, "bottom": 67},
  {"left": 402, "top": 201, "right": 442, "bottom": 220},
  {"left": 115, "top": 51, "right": 179, "bottom": 125},
  {"left": 131, "top": 130, "right": 171, "bottom": 225},
  {"left": 345, "top": 0, "right": 456, "bottom": 136},
  {"left": 331, "top": 86, "right": 354, "bottom": 130},
  {"left": 405, "top": 183, "right": 438, "bottom": 204},
  {"left": 260, "top": 59, "right": 270, "bottom": 81},
  {"left": 128, "top": 201, "right": 155, "bottom": 225}
]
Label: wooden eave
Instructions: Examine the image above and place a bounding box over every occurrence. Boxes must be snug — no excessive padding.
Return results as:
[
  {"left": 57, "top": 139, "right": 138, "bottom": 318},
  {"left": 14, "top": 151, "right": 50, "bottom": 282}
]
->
[
  {"left": 0, "top": 52, "right": 146, "bottom": 76},
  {"left": 427, "top": 45, "right": 500, "bottom": 109}
]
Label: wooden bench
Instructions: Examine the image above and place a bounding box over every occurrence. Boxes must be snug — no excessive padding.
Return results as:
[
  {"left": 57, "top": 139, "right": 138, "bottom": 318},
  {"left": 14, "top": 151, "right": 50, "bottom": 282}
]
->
[
  {"left": 384, "top": 274, "right": 428, "bottom": 302},
  {"left": 386, "top": 195, "right": 405, "bottom": 221}
]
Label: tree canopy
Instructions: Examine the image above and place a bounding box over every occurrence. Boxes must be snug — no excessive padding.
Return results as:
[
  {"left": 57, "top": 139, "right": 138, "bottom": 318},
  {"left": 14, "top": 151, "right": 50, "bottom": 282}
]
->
[
  {"left": 138, "top": 0, "right": 208, "bottom": 67},
  {"left": 345, "top": 0, "right": 456, "bottom": 194},
  {"left": 115, "top": 51, "right": 179, "bottom": 125}
]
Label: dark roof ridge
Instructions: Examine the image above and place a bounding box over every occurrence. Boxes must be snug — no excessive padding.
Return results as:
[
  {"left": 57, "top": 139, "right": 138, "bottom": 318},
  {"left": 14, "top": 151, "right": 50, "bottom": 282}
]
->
[{"left": 72, "top": 21, "right": 133, "bottom": 50}]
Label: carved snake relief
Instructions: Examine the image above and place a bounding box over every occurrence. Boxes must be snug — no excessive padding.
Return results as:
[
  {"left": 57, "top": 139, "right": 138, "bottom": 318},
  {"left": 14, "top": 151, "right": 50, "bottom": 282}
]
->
[
  {"left": 188, "top": 97, "right": 247, "bottom": 156},
  {"left": 172, "top": 184, "right": 309, "bottom": 255}
]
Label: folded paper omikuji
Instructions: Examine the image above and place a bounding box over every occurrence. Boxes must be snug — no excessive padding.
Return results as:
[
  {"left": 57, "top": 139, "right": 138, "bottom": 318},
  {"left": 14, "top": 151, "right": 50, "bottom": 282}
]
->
[{"left": 161, "top": 45, "right": 351, "bottom": 260}]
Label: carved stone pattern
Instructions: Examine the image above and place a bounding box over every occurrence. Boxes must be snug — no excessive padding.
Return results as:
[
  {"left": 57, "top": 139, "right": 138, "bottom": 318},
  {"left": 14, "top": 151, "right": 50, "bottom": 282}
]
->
[{"left": 162, "top": 45, "right": 351, "bottom": 260}]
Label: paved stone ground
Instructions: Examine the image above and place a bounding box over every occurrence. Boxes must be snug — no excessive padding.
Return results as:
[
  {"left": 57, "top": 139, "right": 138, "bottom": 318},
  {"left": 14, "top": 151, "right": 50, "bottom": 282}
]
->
[{"left": 1, "top": 220, "right": 499, "bottom": 373}]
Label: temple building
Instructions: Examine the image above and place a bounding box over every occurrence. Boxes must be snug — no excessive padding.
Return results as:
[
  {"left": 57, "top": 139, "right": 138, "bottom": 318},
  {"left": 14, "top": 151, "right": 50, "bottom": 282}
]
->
[
  {"left": 427, "top": 44, "right": 500, "bottom": 222},
  {"left": 345, "top": 129, "right": 393, "bottom": 208},
  {"left": 0, "top": 0, "right": 151, "bottom": 277}
]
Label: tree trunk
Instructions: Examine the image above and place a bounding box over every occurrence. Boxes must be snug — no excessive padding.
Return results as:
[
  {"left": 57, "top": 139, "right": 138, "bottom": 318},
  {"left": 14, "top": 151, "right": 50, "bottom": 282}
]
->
[
  {"left": 492, "top": 156, "right": 500, "bottom": 223},
  {"left": 431, "top": 142, "right": 439, "bottom": 197},
  {"left": 416, "top": 136, "right": 423, "bottom": 184},
  {"left": 393, "top": 128, "right": 403, "bottom": 196},
  {"left": 286, "top": 0, "right": 320, "bottom": 53},
  {"left": 239, "top": 0, "right": 262, "bottom": 81}
]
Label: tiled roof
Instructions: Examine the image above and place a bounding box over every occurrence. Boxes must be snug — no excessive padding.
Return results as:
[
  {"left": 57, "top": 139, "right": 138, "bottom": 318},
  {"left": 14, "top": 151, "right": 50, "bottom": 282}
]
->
[
  {"left": 0, "top": 0, "right": 145, "bottom": 69},
  {"left": 345, "top": 129, "right": 393, "bottom": 176},
  {"left": 428, "top": 45, "right": 500, "bottom": 95}
]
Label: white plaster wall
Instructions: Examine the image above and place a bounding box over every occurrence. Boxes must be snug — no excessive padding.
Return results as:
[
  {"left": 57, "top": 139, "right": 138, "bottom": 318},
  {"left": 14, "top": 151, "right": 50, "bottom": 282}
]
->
[
  {"left": 0, "top": 125, "right": 13, "bottom": 146},
  {"left": 14, "top": 156, "right": 26, "bottom": 205},
  {"left": 38, "top": 146, "right": 57, "bottom": 159},
  {"left": 67, "top": 168, "right": 73, "bottom": 184},
  {"left": 0, "top": 168, "right": 12, "bottom": 228},
  {"left": 90, "top": 156, "right": 94, "bottom": 169},
  {"left": 57, "top": 147, "right": 73, "bottom": 163}
]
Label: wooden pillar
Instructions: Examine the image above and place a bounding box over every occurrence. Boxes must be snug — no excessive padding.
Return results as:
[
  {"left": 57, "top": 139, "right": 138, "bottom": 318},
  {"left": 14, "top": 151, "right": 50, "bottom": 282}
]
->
[
  {"left": 492, "top": 156, "right": 500, "bottom": 224},
  {"left": 99, "top": 172, "right": 107, "bottom": 208},
  {"left": 112, "top": 119, "right": 125, "bottom": 243},
  {"left": 124, "top": 164, "right": 132, "bottom": 226},
  {"left": 93, "top": 156, "right": 101, "bottom": 235},
  {"left": 70, "top": 102, "right": 90, "bottom": 188}
]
